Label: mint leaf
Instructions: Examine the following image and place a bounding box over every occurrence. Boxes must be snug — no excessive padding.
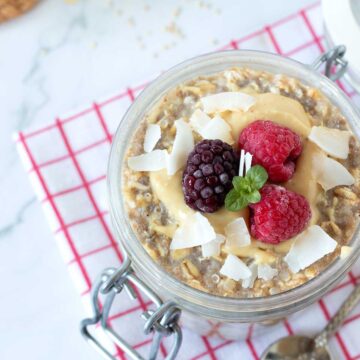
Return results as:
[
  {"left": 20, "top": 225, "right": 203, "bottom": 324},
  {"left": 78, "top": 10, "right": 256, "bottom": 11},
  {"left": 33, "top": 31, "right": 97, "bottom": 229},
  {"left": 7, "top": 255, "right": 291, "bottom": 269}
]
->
[
  {"left": 225, "top": 165, "right": 268, "bottom": 212},
  {"left": 225, "top": 189, "right": 249, "bottom": 212},
  {"left": 246, "top": 190, "right": 261, "bottom": 204},
  {"left": 246, "top": 165, "right": 268, "bottom": 190},
  {"left": 232, "top": 176, "right": 250, "bottom": 193}
]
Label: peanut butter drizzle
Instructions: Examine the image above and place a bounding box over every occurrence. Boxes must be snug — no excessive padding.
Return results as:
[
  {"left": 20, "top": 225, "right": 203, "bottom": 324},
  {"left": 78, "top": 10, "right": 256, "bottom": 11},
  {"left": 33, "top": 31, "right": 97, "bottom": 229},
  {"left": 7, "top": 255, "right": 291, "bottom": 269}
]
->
[
  {"left": 150, "top": 169, "right": 248, "bottom": 234},
  {"left": 225, "top": 93, "right": 311, "bottom": 138}
]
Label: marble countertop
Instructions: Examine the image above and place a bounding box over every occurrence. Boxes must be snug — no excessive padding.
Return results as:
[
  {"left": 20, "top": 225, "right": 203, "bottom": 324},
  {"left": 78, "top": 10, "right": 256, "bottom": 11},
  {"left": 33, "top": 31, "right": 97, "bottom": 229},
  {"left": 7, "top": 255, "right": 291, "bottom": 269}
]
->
[{"left": 0, "top": 1, "right": 315, "bottom": 359}]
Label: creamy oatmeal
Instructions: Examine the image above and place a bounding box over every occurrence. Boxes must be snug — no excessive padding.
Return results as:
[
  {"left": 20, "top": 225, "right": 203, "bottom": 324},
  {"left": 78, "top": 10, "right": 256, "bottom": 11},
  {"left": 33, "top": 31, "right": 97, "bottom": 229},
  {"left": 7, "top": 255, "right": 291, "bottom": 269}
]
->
[{"left": 122, "top": 67, "right": 360, "bottom": 298}]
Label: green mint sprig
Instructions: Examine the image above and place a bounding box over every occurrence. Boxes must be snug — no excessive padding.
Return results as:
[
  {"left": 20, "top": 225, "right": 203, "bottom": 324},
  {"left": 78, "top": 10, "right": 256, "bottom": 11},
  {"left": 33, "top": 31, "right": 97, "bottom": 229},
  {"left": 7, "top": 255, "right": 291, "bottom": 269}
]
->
[{"left": 225, "top": 165, "right": 268, "bottom": 212}]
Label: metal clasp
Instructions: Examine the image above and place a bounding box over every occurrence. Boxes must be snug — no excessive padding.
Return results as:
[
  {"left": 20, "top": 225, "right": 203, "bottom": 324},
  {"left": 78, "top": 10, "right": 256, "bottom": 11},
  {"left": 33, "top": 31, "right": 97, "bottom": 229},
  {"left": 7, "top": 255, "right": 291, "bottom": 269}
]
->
[
  {"left": 312, "top": 45, "right": 348, "bottom": 81},
  {"left": 80, "top": 258, "right": 182, "bottom": 360}
]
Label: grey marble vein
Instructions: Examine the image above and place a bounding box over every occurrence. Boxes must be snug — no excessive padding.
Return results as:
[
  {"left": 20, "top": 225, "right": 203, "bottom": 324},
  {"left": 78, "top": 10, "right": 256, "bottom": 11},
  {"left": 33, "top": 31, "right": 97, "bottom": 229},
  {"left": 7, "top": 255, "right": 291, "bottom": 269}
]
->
[
  {"left": 0, "top": 197, "right": 36, "bottom": 239},
  {"left": 18, "top": 3, "right": 87, "bottom": 131}
]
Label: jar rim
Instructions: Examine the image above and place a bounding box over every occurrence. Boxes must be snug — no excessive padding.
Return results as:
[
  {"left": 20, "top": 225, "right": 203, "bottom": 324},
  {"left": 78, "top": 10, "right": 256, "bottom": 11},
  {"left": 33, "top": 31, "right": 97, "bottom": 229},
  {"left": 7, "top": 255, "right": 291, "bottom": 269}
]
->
[{"left": 108, "top": 50, "right": 360, "bottom": 322}]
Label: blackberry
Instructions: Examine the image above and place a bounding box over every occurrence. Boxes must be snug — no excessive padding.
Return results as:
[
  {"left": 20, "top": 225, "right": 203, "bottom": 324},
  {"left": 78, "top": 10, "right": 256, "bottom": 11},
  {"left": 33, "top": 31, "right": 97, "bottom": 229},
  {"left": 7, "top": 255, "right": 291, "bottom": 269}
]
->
[{"left": 182, "top": 139, "right": 238, "bottom": 213}]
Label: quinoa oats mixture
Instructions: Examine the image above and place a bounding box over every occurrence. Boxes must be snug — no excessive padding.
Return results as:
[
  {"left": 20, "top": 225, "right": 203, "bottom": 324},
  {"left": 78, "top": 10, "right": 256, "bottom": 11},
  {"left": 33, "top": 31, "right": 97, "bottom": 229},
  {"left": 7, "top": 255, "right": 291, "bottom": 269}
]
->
[{"left": 122, "top": 67, "right": 360, "bottom": 298}]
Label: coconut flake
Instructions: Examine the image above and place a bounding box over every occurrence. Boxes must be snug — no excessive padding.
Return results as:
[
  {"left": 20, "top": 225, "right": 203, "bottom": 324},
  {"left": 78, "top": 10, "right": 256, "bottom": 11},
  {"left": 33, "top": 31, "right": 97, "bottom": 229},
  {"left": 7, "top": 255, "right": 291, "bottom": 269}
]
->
[
  {"left": 144, "top": 124, "right": 161, "bottom": 153},
  {"left": 128, "top": 150, "right": 167, "bottom": 171},
  {"left": 170, "top": 212, "right": 216, "bottom": 250},
  {"left": 242, "top": 263, "right": 257, "bottom": 289},
  {"left": 308, "top": 126, "right": 351, "bottom": 159},
  {"left": 239, "top": 149, "right": 245, "bottom": 177},
  {"left": 313, "top": 153, "right": 355, "bottom": 191},
  {"left": 189, "top": 110, "right": 234, "bottom": 144},
  {"left": 340, "top": 246, "right": 352, "bottom": 259},
  {"left": 167, "top": 119, "right": 194, "bottom": 176},
  {"left": 224, "top": 70, "right": 242, "bottom": 82},
  {"left": 244, "top": 152, "right": 253, "bottom": 174},
  {"left": 199, "top": 115, "right": 234, "bottom": 144},
  {"left": 239, "top": 151, "right": 253, "bottom": 176},
  {"left": 258, "top": 264, "right": 278, "bottom": 281},
  {"left": 285, "top": 225, "right": 337, "bottom": 273},
  {"left": 220, "top": 254, "right": 252, "bottom": 281},
  {"left": 225, "top": 218, "right": 251, "bottom": 250},
  {"left": 201, "top": 234, "right": 225, "bottom": 257},
  {"left": 184, "top": 96, "right": 194, "bottom": 105},
  {"left": 189, "top": 109, "right": 211, "bottom": 133},
  {"left": 201, "top": 92, "right": 256, "bottom": 114}
]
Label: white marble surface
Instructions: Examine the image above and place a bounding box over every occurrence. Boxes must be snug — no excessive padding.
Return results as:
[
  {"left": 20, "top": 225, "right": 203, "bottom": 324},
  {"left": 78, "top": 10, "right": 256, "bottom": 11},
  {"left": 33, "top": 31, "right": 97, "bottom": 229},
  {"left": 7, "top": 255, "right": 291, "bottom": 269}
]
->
[{"left": 0, "top": 1, "right": 315, "bottom": 359}]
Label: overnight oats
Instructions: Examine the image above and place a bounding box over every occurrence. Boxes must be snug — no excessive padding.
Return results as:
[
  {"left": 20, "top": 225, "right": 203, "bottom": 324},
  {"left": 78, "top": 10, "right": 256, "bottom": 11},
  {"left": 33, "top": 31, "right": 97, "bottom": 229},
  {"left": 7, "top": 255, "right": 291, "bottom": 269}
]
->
[{"left": 122, "top": 67, "right": 360, "bottom": 298}]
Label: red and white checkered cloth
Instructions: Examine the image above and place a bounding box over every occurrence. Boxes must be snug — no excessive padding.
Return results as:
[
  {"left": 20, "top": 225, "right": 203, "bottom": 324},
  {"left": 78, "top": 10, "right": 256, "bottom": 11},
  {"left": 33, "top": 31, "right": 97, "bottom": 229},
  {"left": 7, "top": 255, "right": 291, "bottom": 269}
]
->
[{"left": 15, "top": 2, "right": 360, "bottom": 359}]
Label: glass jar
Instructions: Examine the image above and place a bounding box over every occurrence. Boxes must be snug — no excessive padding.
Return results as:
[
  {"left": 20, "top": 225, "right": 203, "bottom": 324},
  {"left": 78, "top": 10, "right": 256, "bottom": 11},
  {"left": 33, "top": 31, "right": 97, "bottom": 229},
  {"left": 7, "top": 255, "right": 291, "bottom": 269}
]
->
[{"left": 107, "top": 50, "right": 360, "bottom": 340}]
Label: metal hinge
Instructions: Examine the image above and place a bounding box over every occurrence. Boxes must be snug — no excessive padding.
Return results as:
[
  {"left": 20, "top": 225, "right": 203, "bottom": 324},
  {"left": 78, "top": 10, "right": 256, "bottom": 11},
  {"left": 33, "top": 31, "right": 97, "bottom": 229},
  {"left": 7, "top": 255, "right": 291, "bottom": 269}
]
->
[
  {"left": 312, "top": 45, "right": 348, "bottom": 81},
  {"left": 80, "top": 258, "right": 182, "bottom": 360}
]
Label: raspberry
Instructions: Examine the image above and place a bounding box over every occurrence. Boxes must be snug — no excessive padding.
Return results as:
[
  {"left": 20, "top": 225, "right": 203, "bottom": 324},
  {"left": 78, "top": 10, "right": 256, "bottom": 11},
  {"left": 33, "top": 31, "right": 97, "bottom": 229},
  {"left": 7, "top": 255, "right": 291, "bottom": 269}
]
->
[
  {"left": 182, "top": 139, "right": 238, "bottom": 213},
  {"left": 239, "top": 120, "right": 302, "bottom": 182},
  {"left": 249, "top": 184, "right": 311, "bottom": 244}
]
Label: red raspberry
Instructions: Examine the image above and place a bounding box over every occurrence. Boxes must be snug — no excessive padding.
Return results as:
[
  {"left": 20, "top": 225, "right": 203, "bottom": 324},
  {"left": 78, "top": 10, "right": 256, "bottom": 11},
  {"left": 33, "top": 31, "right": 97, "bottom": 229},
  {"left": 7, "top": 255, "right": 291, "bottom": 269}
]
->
[
  {"left": 249, "top": 184, "right": 311, "bottom": 244},
  {"left": 239, "top": 120, "right": 302, "bottom": 182}
]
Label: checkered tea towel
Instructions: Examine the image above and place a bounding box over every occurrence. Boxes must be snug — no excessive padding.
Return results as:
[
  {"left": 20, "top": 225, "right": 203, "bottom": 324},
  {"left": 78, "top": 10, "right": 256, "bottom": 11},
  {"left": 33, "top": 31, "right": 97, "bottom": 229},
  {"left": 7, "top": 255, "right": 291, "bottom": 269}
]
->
[{"left": 16, "top": 2, "right": 360, "bottom": 360}]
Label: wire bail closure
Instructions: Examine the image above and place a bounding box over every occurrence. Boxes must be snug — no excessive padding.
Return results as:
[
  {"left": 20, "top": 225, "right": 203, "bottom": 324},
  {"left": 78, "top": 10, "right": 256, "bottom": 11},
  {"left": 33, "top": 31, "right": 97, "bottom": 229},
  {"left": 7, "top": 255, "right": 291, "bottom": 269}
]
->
[
  {"left": 312, "top": 45, "right": 348, "bottom": 81},
  {"left": 80, "top": 258, "right": 182, "bottom": 360}
]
